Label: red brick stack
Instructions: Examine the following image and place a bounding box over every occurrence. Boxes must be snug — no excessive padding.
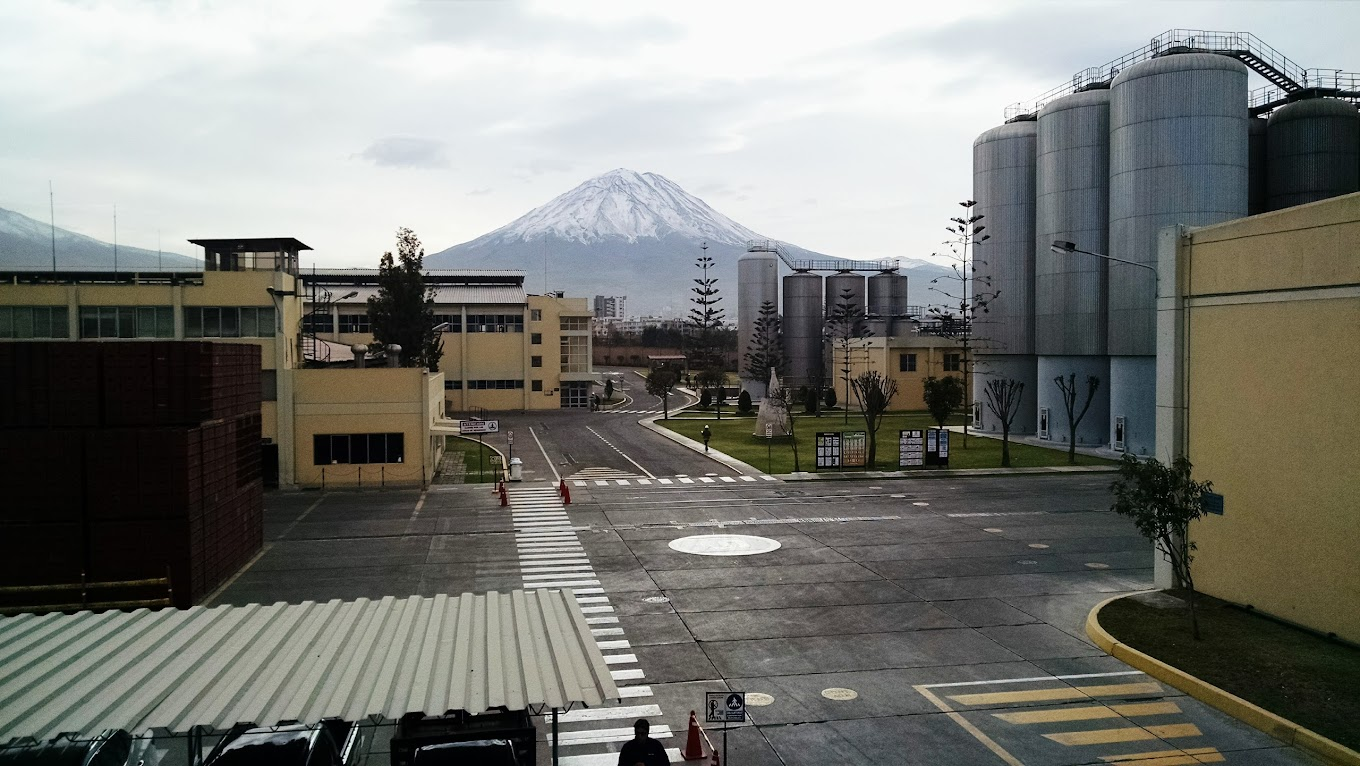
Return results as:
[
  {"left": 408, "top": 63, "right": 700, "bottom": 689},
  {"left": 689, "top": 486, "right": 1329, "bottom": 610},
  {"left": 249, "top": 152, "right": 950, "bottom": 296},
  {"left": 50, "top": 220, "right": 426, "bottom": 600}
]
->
[{"left": 0, "top": 342, "right": 263, "bottom": 609}]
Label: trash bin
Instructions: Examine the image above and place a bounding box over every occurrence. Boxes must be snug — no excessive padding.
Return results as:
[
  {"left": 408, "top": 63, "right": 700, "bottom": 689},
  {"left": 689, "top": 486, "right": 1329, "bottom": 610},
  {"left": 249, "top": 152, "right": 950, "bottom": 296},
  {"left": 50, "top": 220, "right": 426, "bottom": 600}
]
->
[{"left": 508, "top": 457, "right": 523, "bottom": 482}]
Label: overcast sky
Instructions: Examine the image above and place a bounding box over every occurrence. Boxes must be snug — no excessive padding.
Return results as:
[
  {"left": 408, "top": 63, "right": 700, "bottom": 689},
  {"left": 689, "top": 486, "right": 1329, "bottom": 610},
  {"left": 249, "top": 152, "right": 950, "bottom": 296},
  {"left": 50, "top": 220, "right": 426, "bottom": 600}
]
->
[{"left": 3, "top": 1, "right": 1357, "bottom": 269}]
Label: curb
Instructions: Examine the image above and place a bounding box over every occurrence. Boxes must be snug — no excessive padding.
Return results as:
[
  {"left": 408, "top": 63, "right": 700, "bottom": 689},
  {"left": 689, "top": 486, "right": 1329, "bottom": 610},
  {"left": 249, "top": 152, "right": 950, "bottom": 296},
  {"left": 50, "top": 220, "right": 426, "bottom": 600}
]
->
[
  {"left": 777, "top": 465, "right": 1119, "bottom": 481},
  {"left": 1086, "top": 594, "right": 1360, "bottom": 766},
  {"left": 640, "top": 414, "right": 765, "bottom": 476}
]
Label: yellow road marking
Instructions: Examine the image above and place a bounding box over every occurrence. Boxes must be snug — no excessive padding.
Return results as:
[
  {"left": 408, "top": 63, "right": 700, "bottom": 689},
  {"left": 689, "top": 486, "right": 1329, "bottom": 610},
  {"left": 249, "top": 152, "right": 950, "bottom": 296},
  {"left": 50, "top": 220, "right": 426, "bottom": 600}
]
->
[
  {"left": 1101, "top": 747, "right": 1224, "bottom": 765},
  {"left": 913, "top": 685, "right": 1026, "bottom": 766},
  {"left": 994, "top": 701, "right": 1181, "bottom": 724},
  {"left": 950, "top": 682, "right": 1162, "bottom": 706},
  {"left": 1045, "top": 723, "right": 1201, "bottom": 746}
]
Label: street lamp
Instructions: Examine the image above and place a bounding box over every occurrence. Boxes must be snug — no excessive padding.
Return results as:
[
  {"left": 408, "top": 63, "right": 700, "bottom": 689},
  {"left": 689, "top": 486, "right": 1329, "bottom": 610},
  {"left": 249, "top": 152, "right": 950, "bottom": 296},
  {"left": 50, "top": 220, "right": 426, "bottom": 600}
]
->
[{"left": 1050, "top": 240, "right": 1158, "bottom": 280}]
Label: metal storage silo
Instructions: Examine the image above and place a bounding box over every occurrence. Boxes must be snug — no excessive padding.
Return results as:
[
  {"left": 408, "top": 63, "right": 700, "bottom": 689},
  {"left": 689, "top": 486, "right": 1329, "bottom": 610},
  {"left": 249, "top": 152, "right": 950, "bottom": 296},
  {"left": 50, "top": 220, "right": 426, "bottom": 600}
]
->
[
  {"left": 824, "top": 272, "right": 866, "bottom": 319},
  {"left": 867, "top": 272, "right": 897, "bottom": 318},
  {"left": 1248, "top": 117, "right": 1269, "bottom": 215},
  {"left": 781, "top": 272, "right": 823, "bottom": 389},
  {"left": 972, "top": 119, "right": 1038, "bottom": 436},
  {"left": 1267, "top": 98, "right": 1360, "bottom": 211},
  {"left": 738, "top": 247, "right": 779, "bottom": 396},
  {"left": 1109, "top": 53, "right": 1248, "bottom": 454},
  {"left": 1035, "top": 90, "right": 1111, "bottom": 447}
]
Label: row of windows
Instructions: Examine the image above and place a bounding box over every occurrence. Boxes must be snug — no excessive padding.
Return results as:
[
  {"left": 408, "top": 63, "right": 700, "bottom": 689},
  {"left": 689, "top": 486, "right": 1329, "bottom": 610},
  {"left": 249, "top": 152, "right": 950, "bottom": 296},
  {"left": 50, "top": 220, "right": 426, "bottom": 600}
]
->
[
  {"left": 560, "top": 335, "right": 589, "bottom": 373},
  {"left": 560, "top": 316, "right": 590, "bottom": 331},
  {"left": 444, "top": 379, "right": 526, "bottom": 390},
  {"left": 82, "top": 307, "right": 176, "bottom": 339},
  {"left": 0, "top": 307, "right": 69, "bottom": 339},
  {"left": 466, "top": 314, "right": 524, "bottom": 333},
  {"left": 313, "top": 433, "right": 405, "bottom": 465},
  {"left": 897, "top": 353, "right": 962, "bottom": 372},
  {"left": 185, "top": 307, "right": 277, "bottom": 338}
]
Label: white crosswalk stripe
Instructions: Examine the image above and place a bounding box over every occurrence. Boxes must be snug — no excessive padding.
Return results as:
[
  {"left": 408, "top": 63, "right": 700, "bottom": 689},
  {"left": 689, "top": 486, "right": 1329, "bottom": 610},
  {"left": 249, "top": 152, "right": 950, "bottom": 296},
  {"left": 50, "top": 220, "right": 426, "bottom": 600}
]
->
[{"left": 566, "top": 473, "right": 781, "bottom": 490}]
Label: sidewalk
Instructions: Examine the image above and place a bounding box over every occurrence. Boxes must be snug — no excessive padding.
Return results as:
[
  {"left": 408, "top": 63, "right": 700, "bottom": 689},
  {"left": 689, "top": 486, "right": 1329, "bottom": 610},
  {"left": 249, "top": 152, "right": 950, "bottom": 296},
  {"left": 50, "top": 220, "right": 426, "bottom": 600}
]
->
[{"left": 944, "top": 425, "right": 1128, "bottom": 461}]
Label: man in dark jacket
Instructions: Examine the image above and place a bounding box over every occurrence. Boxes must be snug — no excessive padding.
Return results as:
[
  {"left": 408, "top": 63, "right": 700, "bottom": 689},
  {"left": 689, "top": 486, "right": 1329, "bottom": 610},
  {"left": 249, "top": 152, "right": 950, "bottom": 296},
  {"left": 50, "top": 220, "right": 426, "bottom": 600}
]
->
[{"left": 617, "top": 718, "right": 668, "bottom": 766}]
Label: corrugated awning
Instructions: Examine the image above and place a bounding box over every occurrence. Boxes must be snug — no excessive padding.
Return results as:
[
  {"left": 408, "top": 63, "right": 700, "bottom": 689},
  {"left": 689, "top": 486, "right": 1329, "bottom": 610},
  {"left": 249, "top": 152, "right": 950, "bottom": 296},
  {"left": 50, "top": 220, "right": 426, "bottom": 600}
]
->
[{"left": 0, "top": 590, "right": 617, "bottom": 743}]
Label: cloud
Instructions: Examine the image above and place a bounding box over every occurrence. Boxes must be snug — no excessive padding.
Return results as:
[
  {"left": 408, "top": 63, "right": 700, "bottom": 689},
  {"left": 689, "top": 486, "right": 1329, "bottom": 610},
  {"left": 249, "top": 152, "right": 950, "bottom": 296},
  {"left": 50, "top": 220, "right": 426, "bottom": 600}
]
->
[{"left": 356, "top": 137, "right": 450, "bottom": 169}]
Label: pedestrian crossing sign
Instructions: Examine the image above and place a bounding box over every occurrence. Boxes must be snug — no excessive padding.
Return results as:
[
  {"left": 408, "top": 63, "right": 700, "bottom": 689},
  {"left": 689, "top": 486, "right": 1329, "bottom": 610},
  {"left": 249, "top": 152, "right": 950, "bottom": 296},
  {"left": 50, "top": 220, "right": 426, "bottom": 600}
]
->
[{"left": 705, "top": 691, "right": 745, "bottom": 723}]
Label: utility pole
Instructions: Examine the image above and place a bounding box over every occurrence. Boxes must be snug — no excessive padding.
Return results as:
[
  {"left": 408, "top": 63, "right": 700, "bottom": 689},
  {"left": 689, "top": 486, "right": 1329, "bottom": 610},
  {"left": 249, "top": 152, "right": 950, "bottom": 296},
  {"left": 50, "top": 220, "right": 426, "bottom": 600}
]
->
[
  {"left": 49, "top": 182, "right": 56, "bottom": 276},
  {"left": 113, "top": 203, "right": 118, "bottom": 277}
]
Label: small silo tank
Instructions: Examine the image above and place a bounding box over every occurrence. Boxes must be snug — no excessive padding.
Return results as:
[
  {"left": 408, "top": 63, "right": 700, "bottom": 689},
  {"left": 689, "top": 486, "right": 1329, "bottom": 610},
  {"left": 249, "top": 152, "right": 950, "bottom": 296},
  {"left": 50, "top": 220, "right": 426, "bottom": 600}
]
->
[
  {"left": 781, "top": 272, "right": 823, "bottom": 387},
  {"left": 1266, "top": 98, "right": 1360, "bottom": 211},
  {"left": 891, "top": 273, "right": 910, "bottom": 316},
  {"left": 737, "top": 248, "right": 779, "bottom": 388},
  {"left": 867, "top": 272, "right": 897, "bottom": 318},
  {"left": 1248, "top": 117, "right": 1269, "bottom": 215},
  {"left": 824, "top": 272, "right": 866, "bottom": 319}
]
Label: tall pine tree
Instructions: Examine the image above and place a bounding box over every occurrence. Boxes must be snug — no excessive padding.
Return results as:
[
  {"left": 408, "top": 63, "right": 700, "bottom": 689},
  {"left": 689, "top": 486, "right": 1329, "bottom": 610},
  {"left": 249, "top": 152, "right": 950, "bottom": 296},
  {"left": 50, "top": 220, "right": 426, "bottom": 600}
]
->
[
  {"left": 743, "top": 300, "right": 783, "bottom": 381},
  {"left": 368, "top": 228, "right": 443, "bottom": 371},
  {"left": 686, "top": 242, "right": 725, "bottom": 372}
]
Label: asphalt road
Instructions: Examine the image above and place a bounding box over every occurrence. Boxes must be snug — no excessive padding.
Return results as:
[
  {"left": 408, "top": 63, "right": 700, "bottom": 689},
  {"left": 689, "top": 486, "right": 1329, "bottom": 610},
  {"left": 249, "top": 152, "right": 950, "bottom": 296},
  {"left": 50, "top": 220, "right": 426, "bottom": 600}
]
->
[{"left": 214, "top": 447, "right": 1321, "bottom": 765}]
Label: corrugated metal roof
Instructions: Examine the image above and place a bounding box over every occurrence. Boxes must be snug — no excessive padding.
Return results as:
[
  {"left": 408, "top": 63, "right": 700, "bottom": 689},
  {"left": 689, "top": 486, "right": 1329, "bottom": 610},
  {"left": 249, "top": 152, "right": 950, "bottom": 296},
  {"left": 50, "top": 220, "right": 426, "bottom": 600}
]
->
[
  {"left": 0, "top": 591, "right": 617, "bottom": 742},
  {"left": 315, "top": 286, "right": 527, "bottom": 306}
]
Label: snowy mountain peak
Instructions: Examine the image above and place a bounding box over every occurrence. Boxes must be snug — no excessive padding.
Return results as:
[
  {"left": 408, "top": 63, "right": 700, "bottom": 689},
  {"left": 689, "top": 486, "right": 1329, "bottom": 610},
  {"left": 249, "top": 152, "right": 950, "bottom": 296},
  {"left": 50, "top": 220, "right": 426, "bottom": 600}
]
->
[{"left": 470, "top": 169, "right": 765, "bottom": 247}]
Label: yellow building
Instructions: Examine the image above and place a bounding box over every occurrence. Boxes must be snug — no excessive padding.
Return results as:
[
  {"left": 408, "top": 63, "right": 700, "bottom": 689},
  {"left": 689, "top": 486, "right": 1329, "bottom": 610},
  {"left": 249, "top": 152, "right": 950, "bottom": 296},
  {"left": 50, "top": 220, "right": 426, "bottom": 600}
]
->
[
  {"left": 831, "top": 325, "right": 968, "bottom": 410},
  {"left": 0, "top": 238, "right": 594, "bottom": 489},
  {"left": 1156, "top": 191, "right": 1360, "bottom": 643}
]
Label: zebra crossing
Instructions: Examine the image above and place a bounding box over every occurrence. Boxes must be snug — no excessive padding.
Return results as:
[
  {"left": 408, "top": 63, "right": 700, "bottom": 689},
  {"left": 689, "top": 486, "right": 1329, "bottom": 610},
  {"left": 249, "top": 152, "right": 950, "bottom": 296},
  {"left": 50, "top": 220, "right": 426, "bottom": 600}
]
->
[
  {"left": 507, "top": 486, "right": 684, "bottom": 765},
  {"left": 599, "top": 408, "right": 661, "bottom": 414},
  {"left": 569, "top": 472, "right": 780, "bottom": 488}
]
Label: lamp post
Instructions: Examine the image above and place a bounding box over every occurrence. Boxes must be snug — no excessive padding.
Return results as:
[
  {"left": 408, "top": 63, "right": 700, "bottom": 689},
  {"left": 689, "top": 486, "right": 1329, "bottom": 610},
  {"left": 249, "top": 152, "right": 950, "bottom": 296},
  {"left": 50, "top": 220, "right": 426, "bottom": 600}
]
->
[{"left": 1050, "top": 240, "right": 1158, "bottom": 281}]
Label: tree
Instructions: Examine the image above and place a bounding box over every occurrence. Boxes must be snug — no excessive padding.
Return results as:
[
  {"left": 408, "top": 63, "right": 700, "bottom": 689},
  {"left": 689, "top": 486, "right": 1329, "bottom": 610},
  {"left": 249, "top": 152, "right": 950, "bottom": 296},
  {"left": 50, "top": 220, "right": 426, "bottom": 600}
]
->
[
  {"left": 850, "top": 371, "right": 898, "bottom": 468},
  {"left": 924, "top": 200, "right": 996, "bottom": 447},
  {"left": 686, "top": 241, "right": 725, "bottom": 372},
  {"left": 1110, "top": 455, "right": 1214, "bottom": 639},
  {"left": 645, "top": 368, "right": 677, "bottom": 420},
  {"left": 737, "top": 389, "right": 754, "bottom": 415},
  {"left": 699, "top": 389, "right": 712, "bottom": 409},
  {"left": 824, "top": 387, "right": 837, "bottom": 409},
  {"left": 368, "top": 227, "right": 443, "bottom": 370},
  {"left": 1055, "top": 373, "right": 1101, "bottom": 465},
  {"left": 922, "top": 375, "right": 965, "bottom": 430},
  {"left": 604, "top": 379, "right": 615, "bottom": 402},
  {"left": 982, "top": 377, "right": 1024, "bottom": 467},
  {"left": 743, "top": 300, "right": 783, "bottom": 382},
  {"left": 695, "top": 367, "right": 726, "bottom": 419},
  {"left": 825, "top": 288, "right": 871, "bottom": 425}
]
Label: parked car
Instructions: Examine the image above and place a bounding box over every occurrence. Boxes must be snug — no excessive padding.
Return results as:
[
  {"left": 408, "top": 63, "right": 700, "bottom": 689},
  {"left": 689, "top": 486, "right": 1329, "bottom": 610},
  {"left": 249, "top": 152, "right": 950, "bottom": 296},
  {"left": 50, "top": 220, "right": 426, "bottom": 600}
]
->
[
  {"left": 390, "top": 710, "right": 533, "bottom": 766},
  {"left": 412, "top": 739, "right": 519, "bottom": 765},
  {"left": 0, "top": 729, "right": 131, "bottom": 766},
  {"left": 203, "top": 720, "right": 365, "bottom": 766}
]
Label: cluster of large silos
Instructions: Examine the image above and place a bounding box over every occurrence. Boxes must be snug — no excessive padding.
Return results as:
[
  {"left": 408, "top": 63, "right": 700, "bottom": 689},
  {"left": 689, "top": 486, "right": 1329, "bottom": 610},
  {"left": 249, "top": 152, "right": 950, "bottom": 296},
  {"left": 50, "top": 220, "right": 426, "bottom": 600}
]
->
[{"left": 974, "top": 46, "right": 1359, "bottom": 455}]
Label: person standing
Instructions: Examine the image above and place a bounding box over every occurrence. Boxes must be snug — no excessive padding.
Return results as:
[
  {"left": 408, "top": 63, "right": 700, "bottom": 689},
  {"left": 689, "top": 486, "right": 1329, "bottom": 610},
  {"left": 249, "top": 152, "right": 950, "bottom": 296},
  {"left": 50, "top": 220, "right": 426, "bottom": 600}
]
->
[{"left": 617, "top": 719, "right": 668, "bottom": 766}]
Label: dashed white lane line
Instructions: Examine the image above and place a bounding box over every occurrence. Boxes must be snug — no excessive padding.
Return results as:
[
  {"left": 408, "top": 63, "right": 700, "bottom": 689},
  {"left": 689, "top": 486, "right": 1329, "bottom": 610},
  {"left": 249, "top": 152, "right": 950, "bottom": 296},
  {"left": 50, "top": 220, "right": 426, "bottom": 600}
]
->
[
  {"left": 740, "top": 475, "right": 758, "bottom": 482},
  {"left": 610, "top": 668, "right": 644, "bottom": 681},
  {"left": 659, "top": 478, "right": 674, "bottom": 484}
]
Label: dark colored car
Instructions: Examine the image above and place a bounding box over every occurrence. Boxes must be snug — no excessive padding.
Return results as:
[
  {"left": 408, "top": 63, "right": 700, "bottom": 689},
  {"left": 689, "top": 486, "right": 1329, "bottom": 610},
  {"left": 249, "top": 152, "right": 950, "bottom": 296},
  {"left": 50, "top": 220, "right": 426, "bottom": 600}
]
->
[
  {"left": 203, "top": 720, "right": 364, "bottom": 766},
  {"left": 390, "top": 710, "right": 534, "bottom": 766},
  {"left": 412, "top": 739, "right": 519, "bottom": 765},
  {"left": 0, "top": 729, "right": 131, "bottom": 766}
]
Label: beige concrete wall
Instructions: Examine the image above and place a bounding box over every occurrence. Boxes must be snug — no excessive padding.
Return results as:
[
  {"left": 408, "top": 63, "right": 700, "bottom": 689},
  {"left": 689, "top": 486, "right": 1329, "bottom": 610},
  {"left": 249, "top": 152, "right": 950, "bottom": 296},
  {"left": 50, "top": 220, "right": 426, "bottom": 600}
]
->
[
  {"left": 833, "top": 335, "right": 966, "bottom": 411},
  {"left": 1176, "top": 191, "right": 1360, "bottom": 642}
]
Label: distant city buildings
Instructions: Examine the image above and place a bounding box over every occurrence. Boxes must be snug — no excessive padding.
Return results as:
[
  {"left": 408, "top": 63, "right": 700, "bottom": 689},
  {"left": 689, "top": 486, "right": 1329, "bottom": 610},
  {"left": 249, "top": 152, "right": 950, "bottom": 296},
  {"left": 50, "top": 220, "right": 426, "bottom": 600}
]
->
[{"left": 592, "top": 295, "right": 626, "bottom": 319}]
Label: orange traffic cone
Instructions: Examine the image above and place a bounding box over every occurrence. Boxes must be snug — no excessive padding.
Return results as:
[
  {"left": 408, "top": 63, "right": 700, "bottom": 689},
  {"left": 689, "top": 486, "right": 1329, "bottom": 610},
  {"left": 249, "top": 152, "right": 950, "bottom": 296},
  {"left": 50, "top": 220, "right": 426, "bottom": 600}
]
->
[
  {"left": 499, "top": 484, "right": 508, "bottom": 507},
  {"left": 682, "top": 711, "right": 704, "bottom": 760},
  {"left": 559, "top": 479, "right": 571, "bottom": 505}
]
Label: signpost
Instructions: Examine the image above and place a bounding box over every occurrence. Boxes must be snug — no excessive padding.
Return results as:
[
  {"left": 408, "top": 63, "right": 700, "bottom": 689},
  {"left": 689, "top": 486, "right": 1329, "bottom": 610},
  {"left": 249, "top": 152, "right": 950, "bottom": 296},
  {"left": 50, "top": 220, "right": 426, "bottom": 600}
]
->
[
  {"left": 899, "top": 429, "right": 924, "bottom": 468},
  {"left": 815, "top": 432, "right": 841, "bottom": 470},
  {"left": 460, "top": 420, "right": 500, "bottom": 482},
  {"left": 705, "top": 691, "right": 745, "bottom": 765},
  {"left": 765, "top": 423, "right": 773, "bottom": 473}
]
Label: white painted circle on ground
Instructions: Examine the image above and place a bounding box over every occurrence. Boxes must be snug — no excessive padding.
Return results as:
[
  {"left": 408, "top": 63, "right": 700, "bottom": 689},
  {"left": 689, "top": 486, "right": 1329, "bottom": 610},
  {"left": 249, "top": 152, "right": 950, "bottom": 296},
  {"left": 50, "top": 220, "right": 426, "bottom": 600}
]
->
[
  {"left": 821, "top": 688, "right": 858, "bottom": 701},
  {"left": 1028, "top": 543, "right": 1050, "bottom": 549},
  {"left": 746, "top": 693, "right": 775, "bottom": 706},
  {"left": 668, "top": 535, "right": 782, "bottom": 556},
  {"left": 1085, "top": 562, "right": 1110, "bottom": 569},
  {"left": 983, "top": 528, "right": 1003, "bottom": 533}
]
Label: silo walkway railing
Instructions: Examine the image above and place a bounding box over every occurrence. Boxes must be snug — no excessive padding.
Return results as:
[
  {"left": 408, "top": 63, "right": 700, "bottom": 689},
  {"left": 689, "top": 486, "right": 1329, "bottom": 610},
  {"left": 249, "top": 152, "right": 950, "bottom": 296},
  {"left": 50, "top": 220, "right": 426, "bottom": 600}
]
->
[{"left": 1004, "top": 28, "right": 1335, "bottom": 120}]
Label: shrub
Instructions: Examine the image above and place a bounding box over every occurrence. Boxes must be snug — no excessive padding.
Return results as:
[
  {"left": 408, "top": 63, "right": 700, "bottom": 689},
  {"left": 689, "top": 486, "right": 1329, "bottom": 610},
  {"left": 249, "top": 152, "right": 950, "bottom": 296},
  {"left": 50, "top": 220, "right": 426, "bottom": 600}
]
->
[{"left": 737, "top": 389, "right": 753, "bottom": 415}]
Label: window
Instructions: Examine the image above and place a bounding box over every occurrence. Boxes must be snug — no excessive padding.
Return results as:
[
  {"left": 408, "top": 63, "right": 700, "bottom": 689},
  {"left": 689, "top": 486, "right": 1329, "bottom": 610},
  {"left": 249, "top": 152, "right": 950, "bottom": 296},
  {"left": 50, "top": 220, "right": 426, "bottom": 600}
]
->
[
  {"left": 560, "top": 335, "right": 589, "bottom": 372},
  {"left": 466, "top": 379, "right": 524, "bottom": 390},
  {"left": 530, "top": 309, "right": 542, "bottom": 321},
  {"left": 531, "top": 355, "right": 543, "bottom": 368},
  {"left": 80, "top": 306, "right": 174, "bottom": 339},
  {"left": 313, "top": 433, "right": 405, "bottom": 465},
  {"left": 532, "top": 380, "right": 543, "bottom": 392},
  {"left": 466, "top": 314, "right": 523, "bottom": 333},
  {"left": 0, "top": 306, "right": 69, "bottom": 339},
  {"left": 444, "top": 380, "right": 463, "bottom": 390},
  {"left": 434, "top": 314, "right": 462, "bottom": 332},
  {"left": 899, "top": 353, "right": 917, "bottom": 372},
  {"left": 530, "top": 333, "right": 542, "bottom": 345},
  {"left": 559, "top": 316, "right": 589, "bottom": 331},
  {"left": 943, "top": 353, "right": 962, "bottom": 372},
  {"left": 301, "top": 312, "right": 334, "bottom": 334},
  {"left": 338, "top": 314, "right": 371, "bottom": 333},
  {"left": 185, "top": 306, "right": 277, "bottom": 338}
]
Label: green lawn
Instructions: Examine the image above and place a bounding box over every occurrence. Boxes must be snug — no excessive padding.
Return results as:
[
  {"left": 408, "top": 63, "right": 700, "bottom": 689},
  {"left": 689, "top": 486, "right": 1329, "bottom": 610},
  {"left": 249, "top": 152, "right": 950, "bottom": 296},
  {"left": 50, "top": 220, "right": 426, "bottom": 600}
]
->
[
  {"left": 658, "top": 411, "right": 1116, "bottom": 473},
  {"left": 444, "top": 436, "right": 501, "bottom": 483},
  {"left": 1101, "top": 592, "right": 1360, "bottom": 750}
]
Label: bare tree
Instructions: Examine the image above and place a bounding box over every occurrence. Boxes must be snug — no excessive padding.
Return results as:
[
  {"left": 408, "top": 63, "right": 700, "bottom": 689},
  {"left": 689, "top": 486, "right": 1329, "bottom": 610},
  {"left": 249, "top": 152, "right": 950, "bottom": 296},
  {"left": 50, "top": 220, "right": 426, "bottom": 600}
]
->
[
  {"left": 1055, "top": 373, "right": 1101, "bottom": 465},
  {"left": 1110, "top": 455, "right": 1214, "bottom": 639},
  {"left": 850, "top": 371, "right": 898, "bottom": 469},
  {"left": 767, "top": 384, "right": 801, "bottom": 473},
  {"left": 982, "top": 377, "right": 1024, "bottom": 467}
]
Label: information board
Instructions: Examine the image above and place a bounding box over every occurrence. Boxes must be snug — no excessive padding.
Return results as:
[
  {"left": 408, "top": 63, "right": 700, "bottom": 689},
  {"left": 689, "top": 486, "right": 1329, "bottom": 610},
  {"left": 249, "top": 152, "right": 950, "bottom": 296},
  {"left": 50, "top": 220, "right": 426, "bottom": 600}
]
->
[
  {"left": 842, "top": 431, "right": 867, "bottom": 468},
  {"left": 899, "top": 430, "right": 924, "bottom": 467},
  {"left": 925, "top": 428, "right": 949, "bottom": 467},
  {"left": 815, "top": 432, "right": 841, "bottom": 469}
]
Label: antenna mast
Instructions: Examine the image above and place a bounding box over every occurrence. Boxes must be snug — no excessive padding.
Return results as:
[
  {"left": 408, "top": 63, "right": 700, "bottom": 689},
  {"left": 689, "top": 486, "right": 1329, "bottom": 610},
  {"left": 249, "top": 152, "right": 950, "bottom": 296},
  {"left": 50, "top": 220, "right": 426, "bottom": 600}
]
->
[
  {"left": 48, "top": 182, "right": 56, "bottom": 276},
  {"left": 113, "top": 203, "right": 118, "bottom": 277}
]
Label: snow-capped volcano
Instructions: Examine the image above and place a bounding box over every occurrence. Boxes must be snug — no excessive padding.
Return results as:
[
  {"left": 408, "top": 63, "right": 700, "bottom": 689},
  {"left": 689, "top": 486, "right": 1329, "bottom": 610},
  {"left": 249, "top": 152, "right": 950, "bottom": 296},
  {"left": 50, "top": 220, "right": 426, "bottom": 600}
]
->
[
  {"left": 0, "top": 206, "right": 199, "bottom": 271},
  {"left": 428, "top": 169, "right": 951, "bottom": 314},
  {"left": 468, "top": 169, "right": 763, "bottom": 247}
]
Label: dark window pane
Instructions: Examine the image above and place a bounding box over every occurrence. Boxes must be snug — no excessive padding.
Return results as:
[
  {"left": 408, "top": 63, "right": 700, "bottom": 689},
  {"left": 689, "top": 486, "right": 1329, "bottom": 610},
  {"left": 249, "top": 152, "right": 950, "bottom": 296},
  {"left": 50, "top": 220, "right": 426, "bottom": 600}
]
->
[
  {"left": 13, "top": 308, "right": 33, "bottom": 339},
  {"left": 137, "top": 307, "right": 157, "bottom": 338},
  {"left": 239, "top": 307, "right": 258, "bottom": 338},
  {"left": 331, "top": 434, "right": 350, "bottom": 464},
  {"left": 221, "top": 307, "right": 240, "bottom": 337},
  {"left": 203, "top": 307, "right": 221, "bottom": 337},
  {"left": 51, "top": 307, "right": 69, "bottom": 338},
  {"left": 260, "top": 306, "right": 276, "bottom": 335},
  {"left": 185, "top": 308, "right": 202, "bottom": 337},
  {"left": 99, "top": 308, "right": 117, "bottom": 338},
  {"left": 351, "top": 433, "right": 370, "bottom": 464},
  {"left": 388, "top": 433, "right": 404, "bottom": 463},
  {"left": 368, "top": 433, "right": 387, "bottom": 463},
  {"left": 313, "top": 435, "right": 331, "bottom": 465},
  {"left": 0, "top": 308, "right": 12, "bottom": 338},
  {"left": 117, "top": 307, "right": 135, "bottom": 338}
]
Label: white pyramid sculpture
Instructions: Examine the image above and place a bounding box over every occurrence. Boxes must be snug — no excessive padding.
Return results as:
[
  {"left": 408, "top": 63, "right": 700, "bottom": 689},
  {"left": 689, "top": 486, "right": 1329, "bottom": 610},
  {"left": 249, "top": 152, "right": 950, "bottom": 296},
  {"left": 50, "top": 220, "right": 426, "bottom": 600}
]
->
[{"left": 753, "top": 369, "right": 790, "bottom": 437}]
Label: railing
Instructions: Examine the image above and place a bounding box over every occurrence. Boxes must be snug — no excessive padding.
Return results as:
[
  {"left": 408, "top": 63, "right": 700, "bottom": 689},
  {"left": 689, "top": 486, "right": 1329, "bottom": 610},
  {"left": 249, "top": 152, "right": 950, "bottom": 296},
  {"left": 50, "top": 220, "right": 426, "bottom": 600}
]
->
[
  {"left": 1004, "top": 28, "right": 1314, "bottom": 119},
  {"left": 1249, "top": 69, "right": 1360, "bottom": 114},
  {"left": 0, "top": 570, "right": 173, "bottom": 615},
  {"left": 319, "top": 463, "right": 428, "bottom": 491}
]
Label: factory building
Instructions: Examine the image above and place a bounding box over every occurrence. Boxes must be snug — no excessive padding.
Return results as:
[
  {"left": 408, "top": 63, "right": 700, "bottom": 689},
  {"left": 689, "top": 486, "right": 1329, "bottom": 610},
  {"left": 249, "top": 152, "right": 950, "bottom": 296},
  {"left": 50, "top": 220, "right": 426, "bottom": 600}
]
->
[
  {"left": 0, "top": 237, "right": 594, "bottom": 487},
  {"left": 973, "top": 29, "right": 1359, "bottom": 454}
]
